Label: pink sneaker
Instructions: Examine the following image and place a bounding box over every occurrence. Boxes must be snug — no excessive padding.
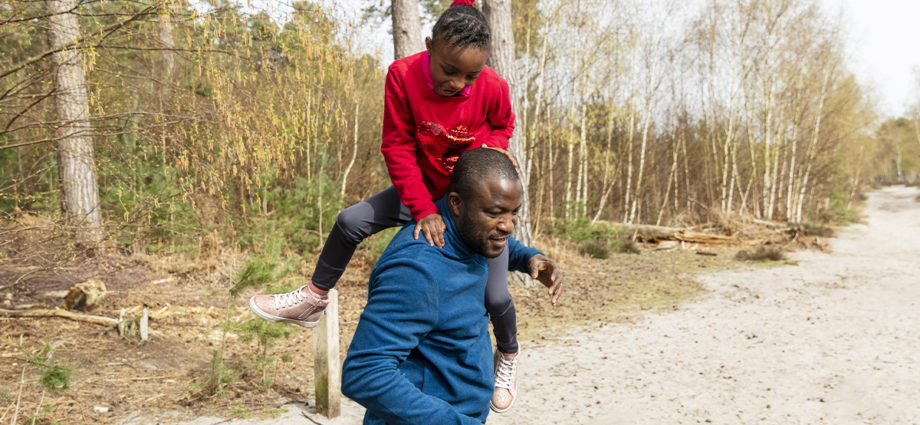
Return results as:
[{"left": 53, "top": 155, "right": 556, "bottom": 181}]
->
[
  {"left": 490, "top": 349, "right": 519, "bottom": 413},
  {"left": 248, "top": 286, "right": 328, "bottom": 328}
]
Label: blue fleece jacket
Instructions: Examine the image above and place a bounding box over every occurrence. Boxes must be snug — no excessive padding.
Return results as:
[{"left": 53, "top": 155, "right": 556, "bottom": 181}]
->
[{"left": 341, "top": 198, "right": 540, "bottom": 425}]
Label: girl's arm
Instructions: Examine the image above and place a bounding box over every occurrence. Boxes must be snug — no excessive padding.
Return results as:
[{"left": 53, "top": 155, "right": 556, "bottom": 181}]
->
[
  {"left": 482, "top": 76, "right": 515, "bottom": 150},
  {"left": 380, "top": 66, "right": 439, "bottom": 221}
]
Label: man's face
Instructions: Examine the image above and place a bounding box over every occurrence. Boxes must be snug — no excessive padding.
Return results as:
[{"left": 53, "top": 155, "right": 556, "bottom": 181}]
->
[{"left": 449, "top": 177, "right": 522, "bottom": 258}]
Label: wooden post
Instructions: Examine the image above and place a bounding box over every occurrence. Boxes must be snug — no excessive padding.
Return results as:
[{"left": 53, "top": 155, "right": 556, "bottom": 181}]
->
[
  {"left": 313, "top": 288, "right": 341, "bottom": 417},
  {"left": 139, "top": 307, "right": 149, "bottom": 341}
]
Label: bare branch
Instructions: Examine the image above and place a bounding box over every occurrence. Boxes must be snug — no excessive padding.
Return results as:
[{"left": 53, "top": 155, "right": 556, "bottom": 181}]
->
[{"left": 0, "top": 4, "right": 158, "bottom": 81}]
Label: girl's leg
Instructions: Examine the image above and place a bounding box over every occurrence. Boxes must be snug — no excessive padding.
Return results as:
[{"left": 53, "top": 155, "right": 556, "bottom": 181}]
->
[
  {"left": 485, "top": 247, "right": 520, "bottom": 413},
  {"left": 485, "top": 247, "right": 517, "bottom": 353},
  {"left": 249, "top": 186, "right": 410, "bottom": 327},
  {"left": 311, "top": 186, "right": 412, "bottom": 290}
]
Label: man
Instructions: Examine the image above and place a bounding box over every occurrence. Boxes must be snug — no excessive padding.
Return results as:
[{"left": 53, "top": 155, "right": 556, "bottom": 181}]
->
[{"left": 341, "top": 148, "right": 562, "bottom": 425}]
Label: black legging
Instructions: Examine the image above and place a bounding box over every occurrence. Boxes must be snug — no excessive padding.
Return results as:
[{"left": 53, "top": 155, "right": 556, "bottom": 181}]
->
[{"left": 311, "top": 186, "right": 519, "bottom": 353}]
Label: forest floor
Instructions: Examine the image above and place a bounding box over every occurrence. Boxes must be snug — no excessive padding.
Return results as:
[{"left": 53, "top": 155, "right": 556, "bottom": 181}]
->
[{"left": 3, "top": 188, "right": 908, "bottom": 425}]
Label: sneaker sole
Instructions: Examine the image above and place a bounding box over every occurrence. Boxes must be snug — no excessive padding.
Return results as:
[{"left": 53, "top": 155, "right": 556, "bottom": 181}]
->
[
  {"left": 248, "top": 297, "right": 323, "bottom": 329},
  {"left": 490, "top": 398, "right": 515, "bottom": 414}
]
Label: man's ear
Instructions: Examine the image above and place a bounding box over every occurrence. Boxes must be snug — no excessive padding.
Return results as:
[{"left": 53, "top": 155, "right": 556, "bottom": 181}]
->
[
  {"left": 425, "top": 36, "right": 432, "bottom": 53},
  {"left": 447, "top": 192, "right": 462, "bottom": 217}
]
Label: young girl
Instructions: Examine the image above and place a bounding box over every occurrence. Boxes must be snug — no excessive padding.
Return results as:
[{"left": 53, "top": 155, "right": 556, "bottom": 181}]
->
[{"left": 250, "top": 0, "right": 523, "bottom": 412}]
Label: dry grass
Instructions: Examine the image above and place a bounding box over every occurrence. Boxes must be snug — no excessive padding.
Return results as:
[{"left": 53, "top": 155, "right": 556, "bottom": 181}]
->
[
  {"left": 0, "top": 226, "right": 750, "bottom": 424},
  {"left": 510, "top": 240, "right": 738, "bottom": 343}
]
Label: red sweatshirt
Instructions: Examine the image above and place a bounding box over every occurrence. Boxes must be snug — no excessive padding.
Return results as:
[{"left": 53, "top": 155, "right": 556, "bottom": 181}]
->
[{"left": 381, "top": 51, "right": 515, "bottom": 221}]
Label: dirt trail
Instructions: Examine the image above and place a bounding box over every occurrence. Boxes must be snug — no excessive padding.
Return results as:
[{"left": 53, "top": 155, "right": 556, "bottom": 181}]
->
[
  {"left": 132, "top": 186, "right": 920, "bottom": 424},
  {"left": 491, "top": 185, "right": 920, "bottom": 425}
]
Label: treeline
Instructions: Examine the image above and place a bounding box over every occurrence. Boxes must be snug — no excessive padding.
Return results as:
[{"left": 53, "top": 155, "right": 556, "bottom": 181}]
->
[
  {"left": 2, "top": 0, "right": 386, "bottom": 256},
  {"left": 513, "top": 0, "right": 890, "bottom": 233},
  {"left": 1, "top": 0, "right": 917, "bottom": 258}
]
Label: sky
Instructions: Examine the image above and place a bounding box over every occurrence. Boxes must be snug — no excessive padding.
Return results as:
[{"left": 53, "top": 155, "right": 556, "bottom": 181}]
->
[
  {"left": 820, "top": 0, "right": 920, "bottom": 117},
  {"left": 231, "top": 0, "right": 920, "bottom": 118}
]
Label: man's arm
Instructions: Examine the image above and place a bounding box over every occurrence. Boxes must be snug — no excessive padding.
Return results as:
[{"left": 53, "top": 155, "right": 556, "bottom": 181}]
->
[
  {"left": 506, "top": 236, "right": 540, "bottom": 273},
  {"left": 341, "top": 260, "right": 481, "bottom": 425},
  {"left": 507, "top": 237, "right": 563, "bottom": 306}
]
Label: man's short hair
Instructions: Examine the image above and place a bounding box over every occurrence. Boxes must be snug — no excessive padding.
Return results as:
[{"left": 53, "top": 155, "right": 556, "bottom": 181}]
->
[{"left": 449, "top": 148, "right": 520, "bottom": 199}]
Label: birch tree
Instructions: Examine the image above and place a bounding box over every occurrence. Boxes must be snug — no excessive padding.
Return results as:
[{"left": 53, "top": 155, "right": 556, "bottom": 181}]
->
[
  {"left": 392, "top": 0, "right": 424, "bottom": 59},
  {"left": 483, "top": 0, "right": 532, "bottom": 245}
]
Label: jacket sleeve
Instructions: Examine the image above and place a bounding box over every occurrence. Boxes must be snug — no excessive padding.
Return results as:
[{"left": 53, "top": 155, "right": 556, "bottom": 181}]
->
[
  {"left": 506, "top": 236, "right": 542, "bottom": 274},
  {"left": 341, "top": 258, "right": 481, "bottom": 425},
  {"left": 380, "top": 66, "right": 439, "bottom": 221},
  {"left": 482, "top": 76, "right": 515, "bottom": 149}
]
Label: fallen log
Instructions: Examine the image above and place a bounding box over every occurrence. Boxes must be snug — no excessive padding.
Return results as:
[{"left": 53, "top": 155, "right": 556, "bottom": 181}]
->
[
  {"left": 674, "top": 230, "right": 736, "bottom": 245},
  {"left": 0, "top": 307, "right": 118, "bottom": 326},
  {"left": 596, "top": 222, "right": 737, "bottom": 245}
]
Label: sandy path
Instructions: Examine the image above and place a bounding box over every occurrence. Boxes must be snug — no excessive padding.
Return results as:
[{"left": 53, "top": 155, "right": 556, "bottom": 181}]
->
[
  {"left": 135, "top": 186, "right": 920, "bottom": 425},
  {"left": 490, "top": 185, "right": 920, "bottom": 425}
]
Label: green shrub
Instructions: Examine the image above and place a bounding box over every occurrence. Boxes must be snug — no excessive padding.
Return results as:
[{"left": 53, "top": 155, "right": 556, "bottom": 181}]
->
[
  {"left": 23, "top": 343, "right": 74, "bottom": 392},
  {"left": 551, "top": 218, "right": 637, "bottom": 258},
  {"left": 789, "top": 222, "right": 835, "bottom": 238},
  {"left": 735, "top": 246, "right": 785, "bottom": 262},
  {"left": 191, "top": 349, "right": 239, "bottom": 397},
  {"left": 25, "top": 405, "right": 56, "bottom": 425},
  {"left": 233, "top": 319, "right": 292, "bottom": 350},
  {"left": 817, "top": 186, "right": 862, "bottom": 225},
  {"left": 577, "top": 239, "right": 610, "bottom": 259},
  {"left": 96, "top": 144, "right": 201, "bottom": 254},
  {"left": 610, "top": 238, "right": 641, "bottom": 254},
  {"left": 240, "top": 174, "right": 343, "bottom": 257},
  {"left": 231, "top": 255, "right": 300, "bottom": 296},
  {"left": 550, "top": 218, "right": 609, "bottom": 243}
]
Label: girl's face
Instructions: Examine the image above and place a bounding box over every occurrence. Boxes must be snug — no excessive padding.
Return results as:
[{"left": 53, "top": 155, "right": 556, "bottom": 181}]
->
[{"left": 425, "top": 37, "right": 489, "bottom": 97}]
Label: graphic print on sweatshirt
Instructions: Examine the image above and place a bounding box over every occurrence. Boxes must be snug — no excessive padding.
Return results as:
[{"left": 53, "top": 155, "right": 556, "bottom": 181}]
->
[{"left": 417, "top": 121, "right": 475, "bottom": 175}]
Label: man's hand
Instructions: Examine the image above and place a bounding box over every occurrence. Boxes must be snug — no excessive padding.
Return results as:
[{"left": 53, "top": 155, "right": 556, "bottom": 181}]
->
[
  {"left": 414, "top": 213, "right": 446, "bottom": 247},
  {"left": 528, "top": 254, "right": 562, "bottom": 306}
]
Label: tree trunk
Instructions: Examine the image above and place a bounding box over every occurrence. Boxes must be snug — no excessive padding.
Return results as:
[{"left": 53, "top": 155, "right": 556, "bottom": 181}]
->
[
  {"left": 547, "top": 107, "right": 556, "bottom": 222},
  {"left": 47, "top": 0, "right": 102, "bottom": 239},
  {"left": 483, "top": 0, "right": 532, "bottom": 246},
  {"left": 913, "top": 116, "right": 920, "bottom": 149},
  {"left": 629, "top": 105, "right": 653, "bottom": 224},
  {"left": 622, "top": 110, "right": 636, "bottom": 223},
  {"left": 576, "top": 88, "right": 587, "bottom": 218},
  {"left": 657, "top": 128, "right": 681, "bottom": 226},
  {"left": 526, "top": 36, "right": 548, "bottom": 185},
  {"left": 340, "top": 99, "right": 359, "bottom": 198},
  {"left": 796, "top": 68, "right": 831, "bottom": 222},
  {"left": 157, "top": 3, "right": 176, "bottom": 77},
  {"left": 592, "top": 101, "right": 617, "bottom": 224},
  {"left": 784, "top": 115, "right": 799, "bottom": 221},
  {"left": 564, "top": 113, "right": 575, "bottom": 220},
  {"left": 392, "top": 0, "right": 423, "bottom": 60}
]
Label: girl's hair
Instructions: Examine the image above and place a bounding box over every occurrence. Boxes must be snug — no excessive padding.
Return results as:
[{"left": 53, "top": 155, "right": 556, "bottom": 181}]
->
[{"left": 431, "top": 0, "right": 491, "bottom": 51}]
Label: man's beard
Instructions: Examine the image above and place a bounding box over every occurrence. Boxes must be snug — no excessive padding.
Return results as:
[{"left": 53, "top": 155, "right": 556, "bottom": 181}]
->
[{"left": 457, "top": 209, "right": 509, "bottom": 258}]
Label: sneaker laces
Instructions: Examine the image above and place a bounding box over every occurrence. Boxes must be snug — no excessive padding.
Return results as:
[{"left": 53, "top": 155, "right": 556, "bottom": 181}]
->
[
  {"left": 273, "top": 286, "right": 308, "bottom": 310},
  {"left": 494, "top": 355, "right": 518, "bottom": 390}
]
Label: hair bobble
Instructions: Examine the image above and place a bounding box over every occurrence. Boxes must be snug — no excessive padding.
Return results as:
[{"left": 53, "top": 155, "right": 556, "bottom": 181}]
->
[{"left": 451, "top": 0, "right": 475, "bottom": 6}]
